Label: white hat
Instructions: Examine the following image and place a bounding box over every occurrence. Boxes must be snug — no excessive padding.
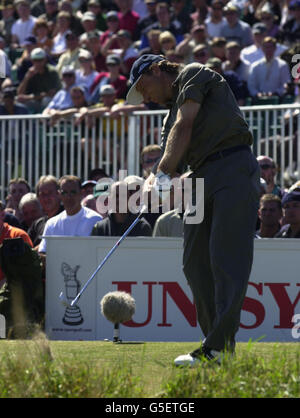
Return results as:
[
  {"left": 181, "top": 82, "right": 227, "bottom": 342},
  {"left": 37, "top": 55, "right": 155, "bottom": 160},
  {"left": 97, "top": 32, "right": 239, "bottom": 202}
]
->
[
  {"left": 30, "top": 47, "right": 46, "bottom": 60},
  {"left": 78, "top": 49, "right": 93, "bottom": 60},
  {"left": 100, "top": 84, "right": 116, "bottom": 96},
  {"left": 81, "top": 11, "right": 96, "bottom": 22}
]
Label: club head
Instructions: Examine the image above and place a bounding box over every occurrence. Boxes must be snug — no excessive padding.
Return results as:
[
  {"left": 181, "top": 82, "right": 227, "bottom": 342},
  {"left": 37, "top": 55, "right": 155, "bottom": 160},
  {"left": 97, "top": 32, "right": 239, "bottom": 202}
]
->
[{"left": 59, "top": 291, "right": 71, "bottom": 308}]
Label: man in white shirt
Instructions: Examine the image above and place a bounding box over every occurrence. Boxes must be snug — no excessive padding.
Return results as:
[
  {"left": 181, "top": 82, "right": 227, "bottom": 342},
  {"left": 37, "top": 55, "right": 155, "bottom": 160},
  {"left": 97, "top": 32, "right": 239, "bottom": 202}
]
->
[
  {"left": 38, "top": 175, "right": 102, "bottom": 253},
  {"left": 247, "top": 36, "right": 291, "bottom": 98},
  {"left": 241, "top": 22, "right": 287, "bottom": 65},
  {"left": 11, "top": 0, "right": 36, "bottom": 47}
]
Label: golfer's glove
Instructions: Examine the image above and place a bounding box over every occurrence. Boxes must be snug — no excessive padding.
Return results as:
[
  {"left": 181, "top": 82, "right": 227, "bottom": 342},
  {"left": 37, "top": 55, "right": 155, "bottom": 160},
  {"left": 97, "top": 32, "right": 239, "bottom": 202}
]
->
[{"left": 153, "top": 171, "right": 172, "bottom": 203}]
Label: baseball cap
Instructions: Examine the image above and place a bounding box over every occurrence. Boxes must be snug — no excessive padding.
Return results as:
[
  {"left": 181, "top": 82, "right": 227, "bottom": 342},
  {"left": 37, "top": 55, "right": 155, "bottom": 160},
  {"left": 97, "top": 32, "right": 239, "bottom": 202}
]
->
[
  {"left": 100, "top": 84, "right": 116, "bottom": 96},
  {"left": 30, "top": 47, "right": 46, "bottom": 60},
  {"left": 106, "top": 53, "right": 121, "bottom": 65},
  {"left": 106, "top": 10, "right": 119, "bottom": 20},
  {"left": 61, "top": 64, "right": 75, "bottom": 75},
  {"left": 2, "top": 86, "right": 16, "bottom": 98},
  {"left": 93, "top": 179, "right": 113, "bottom": 198},
  {"left": 282, "top": 191, "right": 300, "bottom": 207},
  {"left": 81, "top": 11, "right": 96, "bottom": 22},
  {"left": 79, "top": 49, "right": 93, "bottom": 60},
  {"left": 252, "top": 22, "right": 267, "bottom": 34},
  {"left": 23, "top": 35, "right": 37, "bottom": 45},
  {"left": 81, "top": 180, "right": 97, "bottom": 188},
  {"left": 126, "top": 54, "right": 166, "bottom": 105},
  {"left": 223, "top": 2, "right": 239, "bottom": 12}
]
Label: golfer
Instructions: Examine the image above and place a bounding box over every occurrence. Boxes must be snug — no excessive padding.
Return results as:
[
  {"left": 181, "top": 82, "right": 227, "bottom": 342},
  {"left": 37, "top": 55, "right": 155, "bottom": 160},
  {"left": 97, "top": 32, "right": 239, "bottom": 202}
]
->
[{"left": 126, "top": 55, "right": 260, "bottom": 366}]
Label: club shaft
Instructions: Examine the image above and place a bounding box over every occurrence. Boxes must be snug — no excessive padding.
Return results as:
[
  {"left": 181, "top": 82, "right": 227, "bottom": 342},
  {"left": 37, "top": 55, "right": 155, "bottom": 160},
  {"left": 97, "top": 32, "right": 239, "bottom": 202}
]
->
[{"left": 70, "top": 206, "right": 147, "bottom": 306}]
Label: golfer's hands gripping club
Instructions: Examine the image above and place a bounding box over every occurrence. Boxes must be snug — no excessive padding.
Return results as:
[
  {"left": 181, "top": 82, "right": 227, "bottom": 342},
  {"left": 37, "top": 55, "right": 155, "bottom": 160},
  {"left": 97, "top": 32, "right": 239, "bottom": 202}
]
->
[{"left": 143, "top": 171, "right": 172, "bottom": 209}]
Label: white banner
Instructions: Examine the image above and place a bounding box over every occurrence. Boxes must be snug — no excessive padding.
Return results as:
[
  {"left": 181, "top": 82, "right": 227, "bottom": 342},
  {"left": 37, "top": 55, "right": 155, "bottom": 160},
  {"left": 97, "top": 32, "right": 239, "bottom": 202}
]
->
[{"left": 45, "top": 237, "right": 300, "bottom": 342}]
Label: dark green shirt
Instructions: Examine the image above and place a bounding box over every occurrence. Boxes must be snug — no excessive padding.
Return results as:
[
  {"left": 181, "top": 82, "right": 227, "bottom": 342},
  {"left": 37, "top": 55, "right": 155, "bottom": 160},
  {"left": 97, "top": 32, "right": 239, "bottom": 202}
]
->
[
  {"left": 161, "top": 63, "right": 253, "bottom": 171},
  {"left": 25, "top": 64, "right": 62, "bottom": 96}
]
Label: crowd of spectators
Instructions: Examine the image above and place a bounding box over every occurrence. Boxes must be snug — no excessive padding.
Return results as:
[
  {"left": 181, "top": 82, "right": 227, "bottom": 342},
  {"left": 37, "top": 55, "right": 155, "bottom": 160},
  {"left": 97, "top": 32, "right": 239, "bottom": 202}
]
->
[{"left": 1, "top": 0, "right": 300, "bottom": 335}]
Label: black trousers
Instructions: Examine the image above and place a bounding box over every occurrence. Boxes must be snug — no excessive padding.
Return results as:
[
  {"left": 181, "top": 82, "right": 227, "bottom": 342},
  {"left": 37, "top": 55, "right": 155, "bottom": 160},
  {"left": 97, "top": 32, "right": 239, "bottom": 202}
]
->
[{"left": 183, "top": 148, "right": 260, "bottom": 351}]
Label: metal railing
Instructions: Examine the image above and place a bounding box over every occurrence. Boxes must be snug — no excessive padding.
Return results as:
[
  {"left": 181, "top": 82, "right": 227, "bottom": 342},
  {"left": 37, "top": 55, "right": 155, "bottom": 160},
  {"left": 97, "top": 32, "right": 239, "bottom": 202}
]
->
[{"left": 0, "top": 104, "right": 300, "bottom": 201}]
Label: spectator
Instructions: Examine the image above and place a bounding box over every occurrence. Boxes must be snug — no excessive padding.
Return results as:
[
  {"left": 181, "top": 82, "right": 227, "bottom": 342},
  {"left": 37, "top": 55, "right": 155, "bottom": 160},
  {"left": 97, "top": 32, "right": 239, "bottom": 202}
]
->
[
  {"left": 257, "top": 2, "right": 280, "bottom": 39},
  {"left": 256, "top": 194, "right": 282, "bottom": 237},
  {"left": 27, "top": 175, "right": 64, "bottom": 247},
  {"left": 240, "top": 22, "right": 287, "bottom": 65},
  {"left": 115, "top": 0, "right": 140, "bottom": 39},
  {"left": 39, "top": 0, "right": 59, "bottom": 37},
  {"left": 58, "top": 0, "right": 84, "bottom": 37},
  {"left": 47, "top": 85, "right": 88, "bottom": 125},
  {"left": 278, "top": 0, "right": 300, "bottom": 46},
  {"left": 91, "top": 180, "right": 152, "bottom": 236},
  {"left": 171, "top": 0, "right": 193, "bottom": 35},
  {"left": 138, "top": 28, "right": 164, "bottom": 57},
  {"left": 89, "top": 54, "right": 128, "bottom": 104},
  {"left": 0, "top": 0, "right": 16, "bottom": 46},
  {"left": 159, "top": 30, "right": 177, "bottom": 55},
  {"left": 209, "top": 36, "right": 227, "bottom": 61},
  {"left": 206, "top": 57, "right": 248, "bottom": 105},
  {"left": 257, "top": 155, "right": 284, "bottom": 197},
  {"left": 275, "top": 191, "right": 300, "bottom": 238},
  {"left": 14, "top": 35, "right": 37, "bottom": 83},
  {"left": 190, "top": 0, "right": 209, "bottom": 26},
  {"left": 99, "top": 11, "right": 121, "bottom": 56},
  {"left": 51, "top": 11, "right": 72, "bottom": 62},
  {"left": 56, "top": 30, "right": 83, "bottom": 76},
  {"left": 219, "top": 2, "right": 253, "bottom": 48},
  {"left": 38, "top": 175, "right": 102, "bottom": 254},
  {"left": 75, "top": 49, "right": 99, "bottom": 99},
  {"left": 0, "top": 199, "right": 33, "bottom": 288},
  {"left": 87, "top": 0, "right": 107, "bottom": 32},
  {"left": 175, "top": 24, "right": 207, "bottom": 64},
  {"left": 18, "top": 192, "right": 44, "bottom": 231},
  {"left": 42, "top": 65, "right": 77, "bottom": 116},
  {"left": 192, "top": 43, "right": 210, "bottom": 64},
  {"left": 17, "top": 47, "right": 62, "bottom": 113},
  {"left": 81, "top": 180, "right": 97, "bottom": 198},
  {"left": 80, "top": 11, "right": 98, "bottom": 34},
  {"left": 113, "top": 29, "right": 139, "bottom": 76},
  {"left": 247, "top": 36, "right": 291, "bottom": 100},
  {"left": 205, "top": 0, "right": 226, "bottom": 39},
  {"left": 32, "top": 17, "right": 53, "bottom": 55},
  {"left": 85, "top": 30, "right": 107, "bottom": 73},
  {"left": 140, "top": 2, "right": 184, "bottom": 50},
  {"left": 134, "top": 0, "right": 158, "bottom": 40},
  {"left": 11, "top": 0, "right": 36, "bottom": 48},
  {"left": 140, "top": 144, "right": 161, "bottom": 178},
  {"left": 0, "top": 86, "right": 29, "bottom": 115},
  {"left": 222, "top": 41, "right": 250, "bottom": 82},
  {"left": 5, "top": 177, "right": 30, "bottom": 222}
]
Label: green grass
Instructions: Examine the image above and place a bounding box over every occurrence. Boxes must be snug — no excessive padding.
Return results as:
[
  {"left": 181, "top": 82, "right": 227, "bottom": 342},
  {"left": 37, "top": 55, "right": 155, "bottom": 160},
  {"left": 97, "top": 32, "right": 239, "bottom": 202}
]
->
[{"left": 0, "top": 333, "right": 299, "bottom": 398}]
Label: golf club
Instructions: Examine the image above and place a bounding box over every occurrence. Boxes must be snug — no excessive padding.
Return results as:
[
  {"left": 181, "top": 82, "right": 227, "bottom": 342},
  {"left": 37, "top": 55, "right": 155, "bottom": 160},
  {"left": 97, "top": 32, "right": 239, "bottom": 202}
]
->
[{"left": 59, "top": 204, "right": 147, "bottom": 308}]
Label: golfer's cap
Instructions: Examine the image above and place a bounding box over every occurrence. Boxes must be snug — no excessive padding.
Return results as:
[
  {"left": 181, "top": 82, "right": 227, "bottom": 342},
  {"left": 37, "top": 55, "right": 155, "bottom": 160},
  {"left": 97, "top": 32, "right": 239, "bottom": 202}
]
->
[
  {"left": 30, "top": 47, "right": 46, "bottom": 60},
  {"left": 282, "top": 191, "right": 300, "bottom": 207},
  {"left": 62, "top": 64, "right": 75, "bottom": 75},
  {"left": 81, "top": 11, "right": 96, "bottom": 22},
  {"left": 252, "top": 22, "right": 267, "bottom": 34},
  {"left": 93, "top": 179, "right": 113, "bottom": 198},
  {"left": 106, "top": 53, "right": 121, "bottom": 65},
  {"left": 81, "top": 180, "right": 97, "bottom": 188},
  {"left": 79, "top": 49, "right": 92, "bottom": 60},
  {"left": 100, "top": 84, "right": 116, "bottom": 96},
  {"left": 106, "top": 10, "right": 119, "bottom": 20},
  {"left": 126, "top": 54, "right": 165, "bottom": 105},
  {"left": 23, "top": 35, "right": 37, "bottom": 45}
]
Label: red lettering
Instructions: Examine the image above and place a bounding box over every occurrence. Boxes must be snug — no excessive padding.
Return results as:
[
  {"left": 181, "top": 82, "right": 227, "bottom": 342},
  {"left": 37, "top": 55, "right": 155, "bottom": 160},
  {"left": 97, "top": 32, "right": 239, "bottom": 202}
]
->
[
  {"left": 265, "top": 283, "right": 300, "bottom": 328},
  {"left": 240, "top": 282, "right": 265, "bottom": 329},
  {"left": 157, "top": 282, "right": 197, "bottom": 327},
  {"left": 112, "top": 281, "right": 156, "bottom": 327}
]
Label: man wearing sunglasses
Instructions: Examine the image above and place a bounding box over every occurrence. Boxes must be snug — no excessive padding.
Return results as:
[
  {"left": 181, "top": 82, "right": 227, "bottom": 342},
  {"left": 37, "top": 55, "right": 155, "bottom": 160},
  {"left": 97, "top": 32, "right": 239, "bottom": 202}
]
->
[
  {"left": 38, "top": 175, "right": 102, "bottom": 254},
  {"left": 257, "top": 155, "right": 284, "bottom": 198}
]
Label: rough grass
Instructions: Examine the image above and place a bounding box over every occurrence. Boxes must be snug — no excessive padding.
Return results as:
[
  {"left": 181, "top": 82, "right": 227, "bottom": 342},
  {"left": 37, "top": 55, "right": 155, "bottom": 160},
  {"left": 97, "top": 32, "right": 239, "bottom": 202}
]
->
[{"left": 0, "top": 333, "right": 299, "bottom": 398}]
